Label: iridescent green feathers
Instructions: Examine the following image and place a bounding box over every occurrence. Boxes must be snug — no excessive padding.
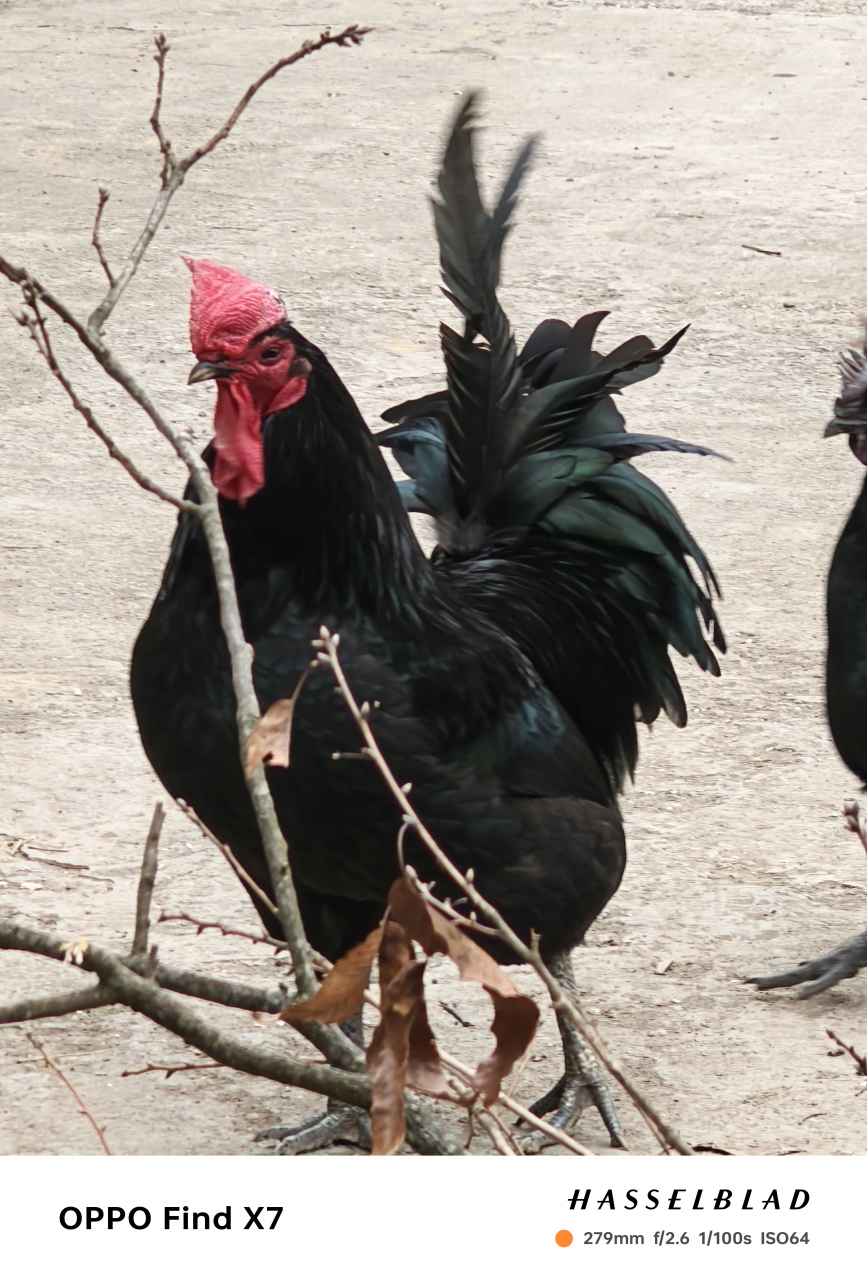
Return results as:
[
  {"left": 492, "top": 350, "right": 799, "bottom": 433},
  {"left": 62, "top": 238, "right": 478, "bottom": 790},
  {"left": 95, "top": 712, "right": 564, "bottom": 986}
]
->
[{"left": 378, "top": 93, "right": 724, "bottom": 791}]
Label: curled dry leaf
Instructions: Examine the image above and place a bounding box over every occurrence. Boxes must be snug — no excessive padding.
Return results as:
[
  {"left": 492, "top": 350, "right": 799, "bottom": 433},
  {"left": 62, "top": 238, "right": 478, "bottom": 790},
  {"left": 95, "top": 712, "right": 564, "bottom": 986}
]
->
[
  {"left": 367, "top": 920, "right": 459, "bottom": 1153},
  {"left": 269, "top": 876, "right": 539, "bottom": 1155},
  {"left": 278, "top": 917, "right": 458, "bottom": 1156},
  {"left": 244, "top": 698, "right": 296, "bottom": 773},
  {"left": 387, "top": 878, "right": 539, "bottom": 1104},
  {"left": 366, "top": 922, "right": 429, "bottom": 1155},
  {"left": 244, "top": 669, "right": 314, "bottom": 775},
  {"left": 279, "top": 927, "right": 382, "bottom": 1026},
  {"left": 62, "top": 938, "right": 89, "bottom": 966}
]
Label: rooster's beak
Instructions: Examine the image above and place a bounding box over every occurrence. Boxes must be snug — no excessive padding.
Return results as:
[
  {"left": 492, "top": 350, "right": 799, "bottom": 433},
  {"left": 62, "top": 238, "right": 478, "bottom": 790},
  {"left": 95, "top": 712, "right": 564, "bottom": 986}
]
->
[{"left": 188, "top": 360, "right": 236, "bottom": 385}]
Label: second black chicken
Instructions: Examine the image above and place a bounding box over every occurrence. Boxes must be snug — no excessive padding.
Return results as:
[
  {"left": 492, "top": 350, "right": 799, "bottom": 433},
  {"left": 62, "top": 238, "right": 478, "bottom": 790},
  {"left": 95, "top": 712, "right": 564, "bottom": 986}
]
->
[{"left": 751, "top": 344, "right": 867, "bottom": 999}]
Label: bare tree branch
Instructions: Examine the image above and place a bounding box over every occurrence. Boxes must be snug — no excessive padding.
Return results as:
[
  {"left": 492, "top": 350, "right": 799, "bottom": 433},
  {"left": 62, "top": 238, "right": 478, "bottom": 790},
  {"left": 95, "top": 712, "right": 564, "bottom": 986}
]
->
[
  {"left": 0, "top": 917, "right": 464, "bottom": 1156},
  {"left": 0, "top": 27, "right": 377, "bottom": 1007},
  {"left": 0, "top": 914, "right": 591, "bottom": 1155},
  {"left": 13, "top": 292, "right": 196, "bottom": 513},
  {"left": 121, "top": 1060, "right": 224, "bottom": 1080},
  {"left": 91, "top": 187, "right": 115, "bottom": 286},
  {"left": 133, "top": 803, "right": 165, "bottom": 955},
  {"left": 0, "top": 985, "right": 115, "bottom": 1025},
  {"left": 158, "top": 910, "right": 287, "bottom": 951},
  {"left": 175, "top": 799, "right": 282, "bottom": 924},
  {"left": 88, "top": 25, "right": 370, "bottom": 334},
  {"left": 155, "top": 911, "right": 597, "bottom": 1154},
  {"left": 26, "top": 1032, "right": 112, "bottom": 1154}
]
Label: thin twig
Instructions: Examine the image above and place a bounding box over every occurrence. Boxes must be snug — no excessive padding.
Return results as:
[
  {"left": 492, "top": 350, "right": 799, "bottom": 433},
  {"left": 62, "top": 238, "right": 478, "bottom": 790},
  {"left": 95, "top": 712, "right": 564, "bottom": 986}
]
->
[
  {"left": 155, "top": 908, "right": 339, "bottom": 985},
  {"left": 88, "top": 25, "right": 370, "bottom": 333},
  {"left": 483, "top": 1103, "right": 525, "bottom": 1155},
  {"left": 121, "top": 1060, "right": 225, "bottom": 1080},
  {"left": 438, "top": 1046, "right": 595, "bottom": 1156},
  {"left": 13, "top": 294, "right": 195, "bottom": 513},
  {"left": 174, "top": 800, "right": 281, "bottom": 922},
  {"left": 158, "top": 909, "right": 287, "bottom": 950},
  {"left": 182, "top": 27, "right": 371, "bottom": 173},
  {"left": 150, "top": 34, "right": 172, "bottom": 183},
  {"left": 827, "top": 1028, "right": 867, "bottom": 1075},
  {"left": 91, "top": 188, "right": 115, "bottom": 285},
  {"left": 133, "top": 802, "right": 165, "bottom": 955},
  {"left": 476, "top": 1106, "right": 519, "bottom": 1156},
  {"left": 318, "top": 629, "right": 691, "bottom": 1155},
  {"left": 439, "top": 1000, "right": 472, "bottom": 1028},
  {"left": 26, "top": 1033, "right": 112, "bottom": 1154},
  {"left": 844, "top": 800, "right": 867, "bottom": 858},
  {"left": 504, "top": 1047, "right": 533, "bottom": 1100},
  {"left": 741, "top": 243, "right": 782, "bottom": 257}
]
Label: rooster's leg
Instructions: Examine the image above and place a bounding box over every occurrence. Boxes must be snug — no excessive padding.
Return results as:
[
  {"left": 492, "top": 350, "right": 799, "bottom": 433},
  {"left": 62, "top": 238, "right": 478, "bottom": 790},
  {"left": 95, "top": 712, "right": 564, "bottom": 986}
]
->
[
  {"left": 520, "top": 951, "right": 626, "bottom": 1152},
  {"left": 747, "top": 930, "right": 867, "bottom": 998},
  {"left": 255, "top": 1011, "right": 372, "bottom": 1156}
]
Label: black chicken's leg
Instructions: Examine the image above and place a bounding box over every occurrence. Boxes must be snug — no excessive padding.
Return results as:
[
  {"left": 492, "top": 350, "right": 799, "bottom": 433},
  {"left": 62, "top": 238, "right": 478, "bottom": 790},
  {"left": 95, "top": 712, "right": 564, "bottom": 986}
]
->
[
  {"left": 255, "top": 1011, "right": 372, "bottom": 1156},
  {"left": 747, "top": 931, "right": 867, "bottom": 998},
  {"left": 520, "top": 952, "right": 626, "bottom": 1152}
]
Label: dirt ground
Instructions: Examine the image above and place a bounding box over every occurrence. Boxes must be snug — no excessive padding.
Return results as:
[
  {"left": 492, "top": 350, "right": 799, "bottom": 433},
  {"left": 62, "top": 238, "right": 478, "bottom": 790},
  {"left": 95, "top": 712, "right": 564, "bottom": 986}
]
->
[{"left": 5, "top": 0, "right": 867, "bottom": 1157}]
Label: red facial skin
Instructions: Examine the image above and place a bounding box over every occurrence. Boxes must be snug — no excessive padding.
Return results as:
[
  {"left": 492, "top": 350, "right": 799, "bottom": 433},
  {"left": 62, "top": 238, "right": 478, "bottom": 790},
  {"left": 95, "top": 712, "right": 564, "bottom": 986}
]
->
[{"left": 204, "top": 333, "right": 308, "bottom": 505}]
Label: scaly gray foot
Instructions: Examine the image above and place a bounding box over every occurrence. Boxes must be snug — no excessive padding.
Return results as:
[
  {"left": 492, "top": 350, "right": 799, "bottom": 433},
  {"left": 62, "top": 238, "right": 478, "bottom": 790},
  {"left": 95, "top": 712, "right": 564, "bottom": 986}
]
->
[
  {"left": 256, "top": 1101, "right": 372, "bottom": 1155},
  {"left": 747, "top": 930, "right": 867, "bottom": 998},
  {"left": 519, "top": 950, "right": 626, "bottom": 1152}
]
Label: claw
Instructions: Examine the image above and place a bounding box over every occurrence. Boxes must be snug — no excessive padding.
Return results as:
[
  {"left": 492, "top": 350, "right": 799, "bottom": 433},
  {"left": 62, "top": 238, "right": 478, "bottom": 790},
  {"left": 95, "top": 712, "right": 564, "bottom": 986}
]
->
[
  {"left": 518, "top": 950, "right": 627, "bottom": 1153},
  {"left": 519, "top": 1066, "right": 625, "bottom": 1153},
  {"left": 747, "top": 930, "right": 867, "bottom": 998},
  {"left": 256, "top": 1102, "right": 371, "bottom": 1155}
]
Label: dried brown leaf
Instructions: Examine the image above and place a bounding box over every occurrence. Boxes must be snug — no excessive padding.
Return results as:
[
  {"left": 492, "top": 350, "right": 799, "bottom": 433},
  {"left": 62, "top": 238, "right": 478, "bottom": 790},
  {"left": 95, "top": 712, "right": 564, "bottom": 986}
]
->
[
  {"left": 279, "top": 926, "right": 382, "bottom": 1025},
  {"left": 387, "top": 878, "right": 539, "bottom": 1104},
  {"left": 406, "top": 997, "right": 456, "bottom": 1100},
  {"left": 244, "top": 698, "right": 296, "bottom": 773},
  {"left": 472, "top": 988, "right": 540, "bottom": 1105},
  {"left": 366, "top": 922, "right": 423, "bottom": 1155}
]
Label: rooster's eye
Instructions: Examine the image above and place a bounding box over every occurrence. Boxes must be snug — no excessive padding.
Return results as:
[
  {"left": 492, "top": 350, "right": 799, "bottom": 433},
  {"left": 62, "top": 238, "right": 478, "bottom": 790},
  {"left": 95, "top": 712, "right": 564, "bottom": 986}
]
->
[{"left": 260, "top": 347, "right": 281, "bottom": 363}]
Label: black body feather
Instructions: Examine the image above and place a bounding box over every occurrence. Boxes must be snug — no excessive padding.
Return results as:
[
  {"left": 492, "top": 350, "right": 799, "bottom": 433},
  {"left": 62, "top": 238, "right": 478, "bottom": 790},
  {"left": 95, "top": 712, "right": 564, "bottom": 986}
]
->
[
  {"left": 825, "top": 347, "right": 867, "bottom": 784},
  {"left": 826, "top": 478, "right": 867, "bottom": 783}
]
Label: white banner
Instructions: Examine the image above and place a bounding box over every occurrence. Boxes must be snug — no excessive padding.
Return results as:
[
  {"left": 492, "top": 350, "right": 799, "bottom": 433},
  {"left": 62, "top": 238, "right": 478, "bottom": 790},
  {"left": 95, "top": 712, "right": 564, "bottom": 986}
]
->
[{"left": 0, "top": 1155, "right": 858, "bottom": 1278}]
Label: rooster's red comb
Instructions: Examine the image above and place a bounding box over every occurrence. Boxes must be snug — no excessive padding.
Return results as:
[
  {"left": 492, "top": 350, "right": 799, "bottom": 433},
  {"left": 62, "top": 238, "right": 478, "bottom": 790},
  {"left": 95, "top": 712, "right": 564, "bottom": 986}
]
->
[{"left": 184, "top": 257, "right": 287, "bottom": 359}]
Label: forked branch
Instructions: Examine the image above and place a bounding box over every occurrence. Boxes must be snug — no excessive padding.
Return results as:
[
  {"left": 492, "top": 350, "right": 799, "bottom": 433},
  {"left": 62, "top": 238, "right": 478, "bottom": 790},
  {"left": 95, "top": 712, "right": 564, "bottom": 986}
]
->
[{"left": 0, "top": 26, "right": 373, "bottom": 1006}]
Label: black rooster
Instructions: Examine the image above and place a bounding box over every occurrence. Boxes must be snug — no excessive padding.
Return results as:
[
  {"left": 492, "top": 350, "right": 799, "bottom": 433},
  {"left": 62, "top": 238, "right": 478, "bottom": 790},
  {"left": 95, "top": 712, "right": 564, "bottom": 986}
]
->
[
  {"left": 131, "top": 95, "right": 723, "bottom": 1153},
  {"left": 751, "top": 345, "right": 867, "bottom": 998}
]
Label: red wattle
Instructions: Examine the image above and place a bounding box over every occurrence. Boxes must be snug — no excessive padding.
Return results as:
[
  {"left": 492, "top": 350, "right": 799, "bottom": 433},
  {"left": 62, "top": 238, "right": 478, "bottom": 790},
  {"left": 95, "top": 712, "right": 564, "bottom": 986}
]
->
[
  {"left": 213, "top": 380, "right": 265, "bottom": 506},
  {"left": 211, "top": 375, "right": 309, "bottom": 505}
]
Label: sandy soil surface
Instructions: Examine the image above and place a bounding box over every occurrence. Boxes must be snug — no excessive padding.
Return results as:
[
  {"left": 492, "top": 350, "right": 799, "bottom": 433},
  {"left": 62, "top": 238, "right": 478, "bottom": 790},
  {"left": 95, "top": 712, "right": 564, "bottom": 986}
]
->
[{"left": 4, "top": 0, "right": 867, "bottom": 1157}]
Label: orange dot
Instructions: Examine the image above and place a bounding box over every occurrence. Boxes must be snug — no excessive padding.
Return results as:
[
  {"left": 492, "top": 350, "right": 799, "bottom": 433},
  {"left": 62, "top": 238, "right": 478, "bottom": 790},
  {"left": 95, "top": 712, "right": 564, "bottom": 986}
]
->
[{"left": 555, "top": 1230, "right": 573, "bottom": 1248}]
